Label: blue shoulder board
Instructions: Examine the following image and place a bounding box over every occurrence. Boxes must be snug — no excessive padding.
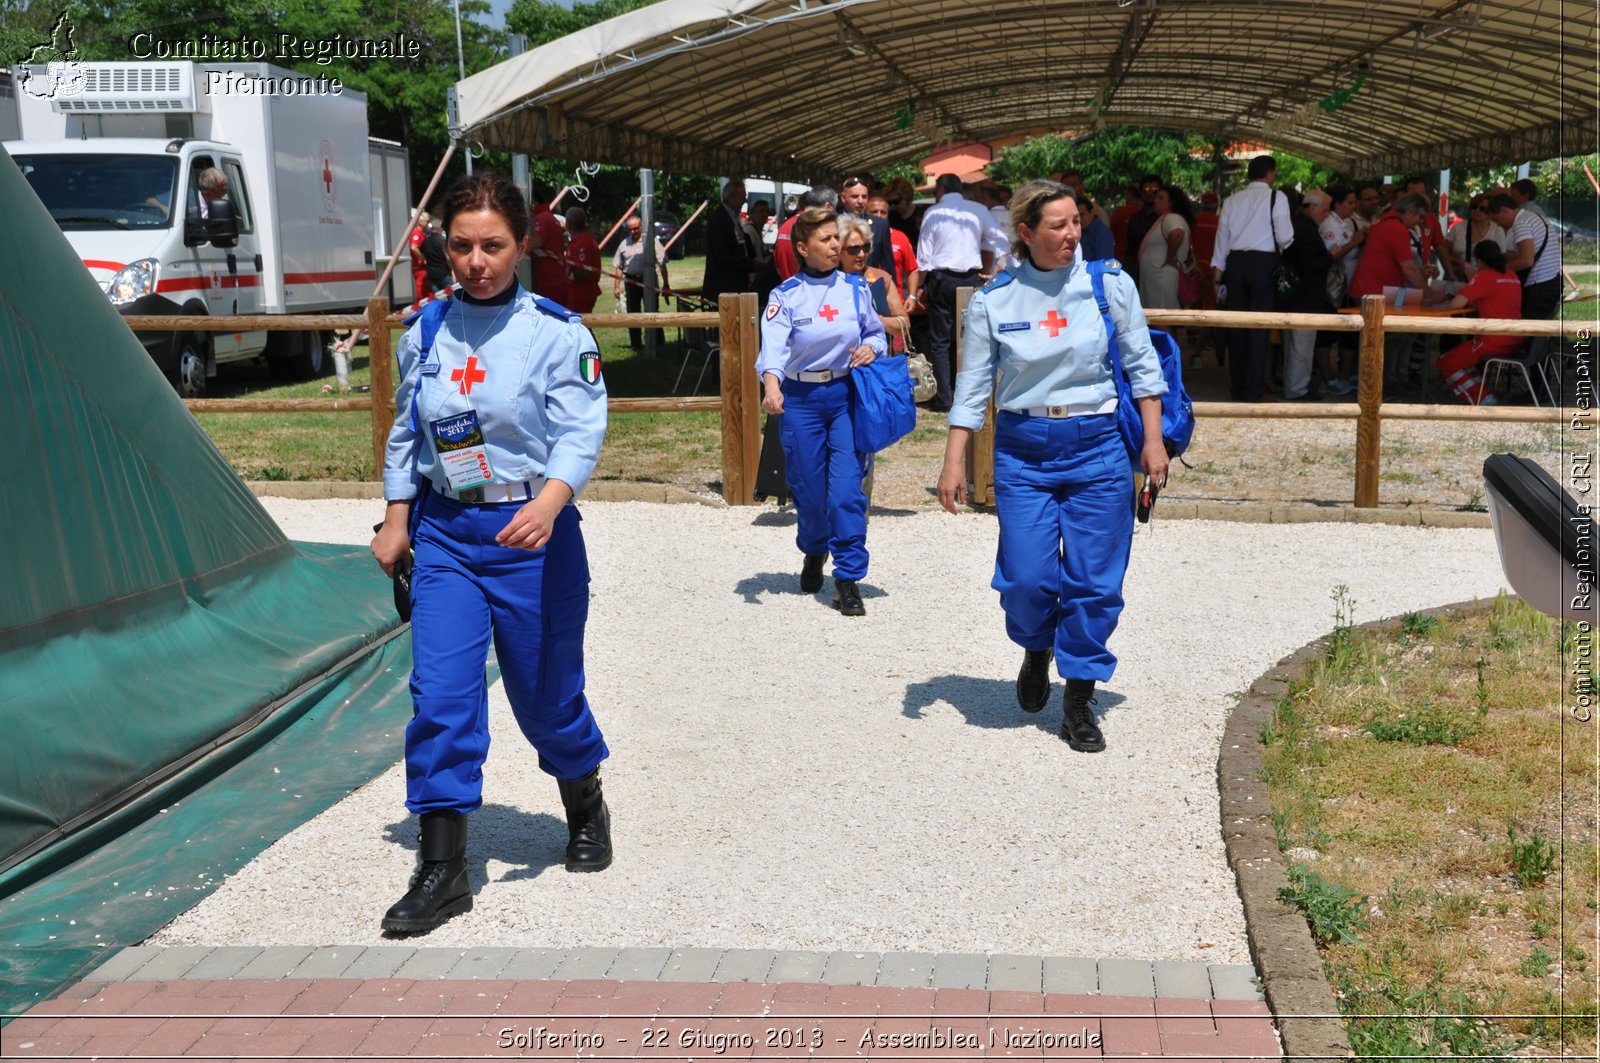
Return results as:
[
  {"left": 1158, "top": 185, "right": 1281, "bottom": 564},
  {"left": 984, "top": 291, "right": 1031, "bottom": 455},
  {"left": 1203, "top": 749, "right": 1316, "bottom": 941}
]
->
[
  {"left": 533, "top": 294, "right": 582, "bottom": 322},
  {"left": 843, "top": 272, "right": 867, "bottom": 287},
  {"left": 1100, "top": 258, "right": 1123, "bottom": 274},
  {"left": 774, "top": 276, "right": 802, "bottom": 294},
  {"left": 981, "top": 269, "right": 1016, "bottom": 292}
]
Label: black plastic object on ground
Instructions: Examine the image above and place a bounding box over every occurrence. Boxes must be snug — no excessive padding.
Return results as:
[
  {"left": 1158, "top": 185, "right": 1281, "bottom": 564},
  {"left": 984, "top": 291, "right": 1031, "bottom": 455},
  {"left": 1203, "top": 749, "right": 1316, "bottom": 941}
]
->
[{"left": 1482, "top": 453, "right": 1596, "bottom": 621}]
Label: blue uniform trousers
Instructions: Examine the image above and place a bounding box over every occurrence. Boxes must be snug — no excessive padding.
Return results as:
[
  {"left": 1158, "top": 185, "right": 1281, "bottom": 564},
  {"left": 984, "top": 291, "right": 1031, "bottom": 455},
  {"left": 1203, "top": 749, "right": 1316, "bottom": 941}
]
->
[
  {"left": 991, "top": 411, "right": 1133, "bottom": 682},
  {"left": 779, "top": 377, "right": 870, "bottom": 580},
  {"left": 405, "top": 495, "right": 608, "bottom": 814}
]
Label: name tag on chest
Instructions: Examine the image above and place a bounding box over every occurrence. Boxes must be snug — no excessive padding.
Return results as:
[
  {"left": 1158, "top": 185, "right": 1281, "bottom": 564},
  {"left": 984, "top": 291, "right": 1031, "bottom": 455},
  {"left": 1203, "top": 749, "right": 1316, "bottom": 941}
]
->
[
  {"left": 420, "top": 358, "right": 440, "bottom": 376},
  {"left": 792, "top": 317, "right": 813, "bottom": 327},
  {"left": 997, "top": 321, "right": 1032, "bottom": 333}
]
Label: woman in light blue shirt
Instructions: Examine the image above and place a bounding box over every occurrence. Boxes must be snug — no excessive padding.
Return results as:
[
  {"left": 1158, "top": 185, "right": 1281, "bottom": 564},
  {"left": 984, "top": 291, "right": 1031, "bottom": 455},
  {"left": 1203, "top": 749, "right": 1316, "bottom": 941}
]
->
[
  {"left": 937, "top": 182, "right": 1169, "bottom": 753},
  {"left": 371, "top": 171, "right": 613, "bottom": 934},
  {"left": 757, "top": 208, "right": 887, "bottom": 616}
]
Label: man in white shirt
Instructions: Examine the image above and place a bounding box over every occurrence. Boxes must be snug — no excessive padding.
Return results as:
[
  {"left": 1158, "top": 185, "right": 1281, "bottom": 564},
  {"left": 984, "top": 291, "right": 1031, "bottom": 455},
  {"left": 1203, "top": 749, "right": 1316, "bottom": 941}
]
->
[
  {"left": 1210, "top": 155, "right": 1295, "bottom": 401},
  {"left": 1491, "top": 191, "right": 1562, "bottom": 359},
  {"left": 916, "top": 173, "right": 1002, "bottom": 411}
]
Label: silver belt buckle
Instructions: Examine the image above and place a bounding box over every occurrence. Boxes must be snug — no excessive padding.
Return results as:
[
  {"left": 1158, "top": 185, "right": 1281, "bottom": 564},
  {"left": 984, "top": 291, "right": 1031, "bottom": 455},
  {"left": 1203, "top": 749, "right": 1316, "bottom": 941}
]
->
[
  {"left": 818, "top": 370, "right": 832, "bottom": 382},
  {"left": 459, "top": 485, "right": 484, "bottom": 503},
  {"left": 1048, "top": 405, "right": 1065, "bottom": 418}
]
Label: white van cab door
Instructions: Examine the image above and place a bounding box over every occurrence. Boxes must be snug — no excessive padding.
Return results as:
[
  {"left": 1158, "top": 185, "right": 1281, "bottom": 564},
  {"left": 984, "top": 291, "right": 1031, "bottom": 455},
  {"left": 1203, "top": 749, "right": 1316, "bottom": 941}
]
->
[{"left": 182, "top": 155, "right": 264, "bottom": 362}]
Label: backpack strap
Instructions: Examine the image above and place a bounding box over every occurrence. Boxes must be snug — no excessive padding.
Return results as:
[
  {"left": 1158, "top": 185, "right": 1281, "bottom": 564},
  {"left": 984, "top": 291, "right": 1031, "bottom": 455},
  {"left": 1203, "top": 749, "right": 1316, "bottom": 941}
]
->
[
  {"left": 1085, "top": 260, "right": 1129, "bottom": 385},
  {"left": 403, "top": 298, "right": 452, "bottom": 433}
]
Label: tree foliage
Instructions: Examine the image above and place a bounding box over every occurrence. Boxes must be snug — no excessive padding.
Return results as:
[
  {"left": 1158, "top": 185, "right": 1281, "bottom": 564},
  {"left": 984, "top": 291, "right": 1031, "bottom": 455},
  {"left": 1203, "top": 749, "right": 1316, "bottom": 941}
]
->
[
  {"left": 989, "top": 127, "right": 1340, "bottom": 200},
  {"left": 5, "top": 0, "right": 500, "bottom": 196}
]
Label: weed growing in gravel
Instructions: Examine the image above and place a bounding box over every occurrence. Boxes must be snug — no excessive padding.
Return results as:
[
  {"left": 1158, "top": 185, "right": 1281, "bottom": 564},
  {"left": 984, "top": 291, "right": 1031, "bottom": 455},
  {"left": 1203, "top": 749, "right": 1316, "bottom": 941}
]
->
[
  {"left": 1336, "top": 957, "right": 1520, "bottom": 1059},
  {"left": 1365, "top": 706, "right": 1480, "bottom": 745},
  {"left": 1280, "top": 864, "right": 1367, "bottom": 945},
  {"left": 1519, "top": 946, "right": 1555, "bottom": 978},
  {"left": 1507, "top": 824, "right": 1556, "bottom": 888}
]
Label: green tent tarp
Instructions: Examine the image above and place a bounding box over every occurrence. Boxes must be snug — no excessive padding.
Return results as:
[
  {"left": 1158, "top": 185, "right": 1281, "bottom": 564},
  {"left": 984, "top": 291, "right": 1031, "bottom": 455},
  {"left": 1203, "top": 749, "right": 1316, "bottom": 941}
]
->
[{"left": 0, "top": 145, "right": 412, "bottom": 1011}]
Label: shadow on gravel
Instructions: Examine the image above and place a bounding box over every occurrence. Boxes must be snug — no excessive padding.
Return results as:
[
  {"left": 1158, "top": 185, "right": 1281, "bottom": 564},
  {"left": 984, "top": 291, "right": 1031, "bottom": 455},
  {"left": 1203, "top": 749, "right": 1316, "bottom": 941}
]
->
[
  {"left": 382, "top": 803, "right": 567, "bottom": 890},
  {"left": 901, "top": 674, "right": 1126, "bottom": 733},
  {"left": 733, "top": 572, "right": 885, "bottom": 605},
  {"left": 749, "top": 510, "right": 797, "bottom": 527}
]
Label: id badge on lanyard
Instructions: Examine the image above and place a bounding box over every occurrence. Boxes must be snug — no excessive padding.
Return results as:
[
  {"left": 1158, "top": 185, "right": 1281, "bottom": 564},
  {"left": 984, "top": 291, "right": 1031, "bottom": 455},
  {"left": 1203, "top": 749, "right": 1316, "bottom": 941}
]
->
[{"left": 430, "top": 409, "right": 495, "bottom": 491}]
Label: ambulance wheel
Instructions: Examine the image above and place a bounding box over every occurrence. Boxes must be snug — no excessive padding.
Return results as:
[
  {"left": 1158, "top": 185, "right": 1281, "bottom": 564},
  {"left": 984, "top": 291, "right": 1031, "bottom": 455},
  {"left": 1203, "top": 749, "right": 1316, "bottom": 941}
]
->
[
  {"left": 172, "top": 335, "right": 210, "bottom": 399},
  {"left": 269, "top": 330, "right": 330, "bottom": 380}
]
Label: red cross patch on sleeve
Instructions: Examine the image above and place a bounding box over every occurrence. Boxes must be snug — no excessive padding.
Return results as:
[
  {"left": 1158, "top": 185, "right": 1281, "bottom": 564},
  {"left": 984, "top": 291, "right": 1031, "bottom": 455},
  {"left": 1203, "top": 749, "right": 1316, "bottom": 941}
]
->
[{"left": 765, "top": 301, "right": 780, "bottom": 321}]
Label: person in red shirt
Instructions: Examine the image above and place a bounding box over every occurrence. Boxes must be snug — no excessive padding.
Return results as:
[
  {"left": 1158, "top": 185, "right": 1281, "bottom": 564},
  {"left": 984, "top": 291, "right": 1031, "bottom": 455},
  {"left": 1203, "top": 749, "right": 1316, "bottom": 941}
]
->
[
  {"left": 1348, "top": 195, "right": 1428, "bottom": 299},
  {"left": 1108, "top": 185, "right": 1142, "bottom": 266},
  {"left": 1438, "top": 241, "right": 1524, "bottom": 404},
  {"left": 562, "top": 207, "right": 602, "bottom": 314},
  {"left": 524, "top": 181, "right": 569, "bottom": 305},
  {"left": 409, "top": 210, "right": 431, "bottom": 299}
]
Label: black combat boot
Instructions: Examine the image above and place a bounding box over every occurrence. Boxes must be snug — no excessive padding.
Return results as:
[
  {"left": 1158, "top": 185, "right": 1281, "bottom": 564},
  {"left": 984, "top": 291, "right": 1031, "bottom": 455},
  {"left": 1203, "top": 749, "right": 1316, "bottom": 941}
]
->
[
  {"left": 557, "top": 769, "right": 613, "bottom": 872},
  {"left": 1017, "top": 649, "right": 1052, "bottom": 712},
  {"left": 833, "top": 579, "right": 865, "bottom": 616},
  {"left": 381, "top": 810, "right": 472, "bottom": 933},
  {"left": 800, "top": 553, "right": 826, "bottom": 593},
  {"left": 1061, "top": 679, "right": 1106, "bottom": 753}
]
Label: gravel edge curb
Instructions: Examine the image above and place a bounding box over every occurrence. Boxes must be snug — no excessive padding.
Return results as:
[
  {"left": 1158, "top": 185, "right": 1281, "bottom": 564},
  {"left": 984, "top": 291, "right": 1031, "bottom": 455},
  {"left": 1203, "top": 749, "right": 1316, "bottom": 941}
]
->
[
  {"left": 245, "top": 482, "right": 1491, "bottom": 528},
  {"left": 1218, "top": 595, "right": 1497, "bottom": 1063}
]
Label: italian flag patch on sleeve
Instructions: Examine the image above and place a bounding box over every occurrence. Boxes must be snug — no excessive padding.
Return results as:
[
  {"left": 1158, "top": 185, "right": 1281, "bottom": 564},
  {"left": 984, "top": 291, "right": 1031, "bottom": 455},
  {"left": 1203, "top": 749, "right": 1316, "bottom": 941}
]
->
[{"left": 580, "top": 350, "right": 602, "bottom": 385}]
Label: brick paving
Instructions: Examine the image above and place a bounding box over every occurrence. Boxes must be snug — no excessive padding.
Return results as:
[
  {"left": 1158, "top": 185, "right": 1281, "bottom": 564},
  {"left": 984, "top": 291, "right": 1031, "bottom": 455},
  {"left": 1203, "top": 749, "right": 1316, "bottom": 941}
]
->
[{"left": 2, "top": 946, "right": 1279, "bottom": 1060}]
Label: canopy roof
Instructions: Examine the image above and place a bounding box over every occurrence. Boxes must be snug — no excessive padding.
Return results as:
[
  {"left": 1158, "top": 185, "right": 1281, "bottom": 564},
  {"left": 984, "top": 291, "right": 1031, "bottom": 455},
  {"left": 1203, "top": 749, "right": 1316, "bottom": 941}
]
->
[{"left": 456, "top": 0, "right": 1594, "bottom": 180}]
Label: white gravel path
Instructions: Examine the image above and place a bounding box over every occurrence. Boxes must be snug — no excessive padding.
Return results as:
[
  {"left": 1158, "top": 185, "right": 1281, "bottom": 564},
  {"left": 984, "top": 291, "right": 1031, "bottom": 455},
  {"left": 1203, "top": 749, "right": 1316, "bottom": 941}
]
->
[{"left": 151, "top": 499, "right": 1511, "bottom": 964}]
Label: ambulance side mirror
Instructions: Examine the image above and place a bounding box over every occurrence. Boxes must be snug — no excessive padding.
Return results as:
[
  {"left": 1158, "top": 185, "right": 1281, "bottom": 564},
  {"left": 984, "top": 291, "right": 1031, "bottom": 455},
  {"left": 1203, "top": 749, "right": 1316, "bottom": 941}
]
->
[{"left": 206, "top": 197, "right": 239, "bottom": 248}]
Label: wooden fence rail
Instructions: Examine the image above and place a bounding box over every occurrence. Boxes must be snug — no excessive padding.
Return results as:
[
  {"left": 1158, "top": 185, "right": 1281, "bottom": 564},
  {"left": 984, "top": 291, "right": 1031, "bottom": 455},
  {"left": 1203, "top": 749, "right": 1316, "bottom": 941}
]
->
[{"left": 128, "top": 293, "right": 1590, "bottom": 509}]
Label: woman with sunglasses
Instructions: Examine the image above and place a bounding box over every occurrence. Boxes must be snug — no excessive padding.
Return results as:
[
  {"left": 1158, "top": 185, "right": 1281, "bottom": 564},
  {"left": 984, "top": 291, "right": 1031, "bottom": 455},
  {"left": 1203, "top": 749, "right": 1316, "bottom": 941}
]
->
[
  {"left": 837, "top": 216, "right": 911, "bottom": 352},
  {"left": 1447, "top": 198, "right": 1509, "bottom": 281},
  {"left": 757, "top": 208, "right": 887, "bottom": 616},
  {"left": 936, "top": 182, "right": 1168, "bottom": 754}
]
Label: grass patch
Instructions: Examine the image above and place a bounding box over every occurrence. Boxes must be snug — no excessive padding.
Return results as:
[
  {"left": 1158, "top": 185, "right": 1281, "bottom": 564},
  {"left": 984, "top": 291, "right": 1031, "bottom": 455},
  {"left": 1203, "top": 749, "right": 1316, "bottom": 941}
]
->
[{"left": 1263, "top": 592, "right": 1599, "bottom": 1055}]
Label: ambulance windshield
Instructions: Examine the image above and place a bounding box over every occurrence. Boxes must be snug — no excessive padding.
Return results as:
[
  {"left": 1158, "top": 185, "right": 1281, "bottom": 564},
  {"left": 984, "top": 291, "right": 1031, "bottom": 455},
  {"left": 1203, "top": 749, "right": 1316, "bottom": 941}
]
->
[{"left": 13, "top": 153, "right": 179, "bottom": 231}]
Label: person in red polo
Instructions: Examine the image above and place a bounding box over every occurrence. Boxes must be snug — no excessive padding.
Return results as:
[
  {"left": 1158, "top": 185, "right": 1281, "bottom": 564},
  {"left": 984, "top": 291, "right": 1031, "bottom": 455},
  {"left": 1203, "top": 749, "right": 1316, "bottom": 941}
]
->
[
  {"left": 1349, "top": 192, "right": 1430, "bottom": 387},
  {"left": 525, "top": 181, "right": 569, "bottom": 306},
  {"left": 1438, "top": 241, "right": 1523, "bottom": 404}
]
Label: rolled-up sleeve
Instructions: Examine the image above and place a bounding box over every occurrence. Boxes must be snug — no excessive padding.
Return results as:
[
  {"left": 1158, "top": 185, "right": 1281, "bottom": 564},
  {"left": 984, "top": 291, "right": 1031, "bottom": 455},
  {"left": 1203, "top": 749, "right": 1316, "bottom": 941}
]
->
[
  {"left": 949, "top": 290, "right": 996, "bottom": 431},
  {"left": 1109, "top": 272, "right": 1168, "bottom": 400},
  {"left": 543, "top": 323, "right": 608, "bottom": 497},
  {"left": 382, "top": 328, "right": 424, "bottom": 500}
]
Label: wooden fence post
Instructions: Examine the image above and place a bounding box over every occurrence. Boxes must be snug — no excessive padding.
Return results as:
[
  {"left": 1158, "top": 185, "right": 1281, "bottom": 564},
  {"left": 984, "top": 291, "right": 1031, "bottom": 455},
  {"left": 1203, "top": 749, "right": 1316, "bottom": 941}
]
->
[
  {"left": 368, "top": 298, "right": 394, "bottom": 483},
  {"left": 718, "top": 293, "right": 760, "bottom": 505},
  {"left": 1354, "top": 294, "right": 1386, "bottom": 507}
]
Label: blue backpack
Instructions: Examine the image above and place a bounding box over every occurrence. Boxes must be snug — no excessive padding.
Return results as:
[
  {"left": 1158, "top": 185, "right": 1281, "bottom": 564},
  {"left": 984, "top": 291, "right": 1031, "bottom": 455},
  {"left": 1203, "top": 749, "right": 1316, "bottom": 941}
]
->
[{"left": 1086, "top": 261, "right": 1195, "bottom": 460}]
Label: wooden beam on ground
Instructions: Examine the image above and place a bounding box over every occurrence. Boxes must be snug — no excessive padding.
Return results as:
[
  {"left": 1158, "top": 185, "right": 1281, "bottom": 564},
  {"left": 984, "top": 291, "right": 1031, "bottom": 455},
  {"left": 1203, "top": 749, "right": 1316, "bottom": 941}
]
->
[{"left": 184, "top": 397, "right": 374, "bottom": 413}]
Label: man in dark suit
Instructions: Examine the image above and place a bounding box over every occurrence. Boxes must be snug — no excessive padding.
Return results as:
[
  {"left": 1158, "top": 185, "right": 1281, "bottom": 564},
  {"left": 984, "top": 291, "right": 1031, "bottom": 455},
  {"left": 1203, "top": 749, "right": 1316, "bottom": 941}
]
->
[
  {"left": 701, "top": 179, "right": 756, "bottom": 308},
  {"left": 838, "top": 175, "right": 895, "bottom": 276}
]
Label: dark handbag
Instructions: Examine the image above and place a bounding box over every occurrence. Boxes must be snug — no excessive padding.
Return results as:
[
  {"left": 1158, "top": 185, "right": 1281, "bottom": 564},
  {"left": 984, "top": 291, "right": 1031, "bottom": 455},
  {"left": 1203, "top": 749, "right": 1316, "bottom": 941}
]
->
[{"left": 849, "top": 354, "right": 916, "bottom": 453}]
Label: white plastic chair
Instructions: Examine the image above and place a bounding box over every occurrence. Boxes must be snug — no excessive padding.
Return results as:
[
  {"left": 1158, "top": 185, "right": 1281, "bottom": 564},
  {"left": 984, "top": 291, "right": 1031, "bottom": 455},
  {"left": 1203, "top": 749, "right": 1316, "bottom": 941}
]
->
[{"left": 1477, "top": 350, "right": 1557, "bottom": 406}]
